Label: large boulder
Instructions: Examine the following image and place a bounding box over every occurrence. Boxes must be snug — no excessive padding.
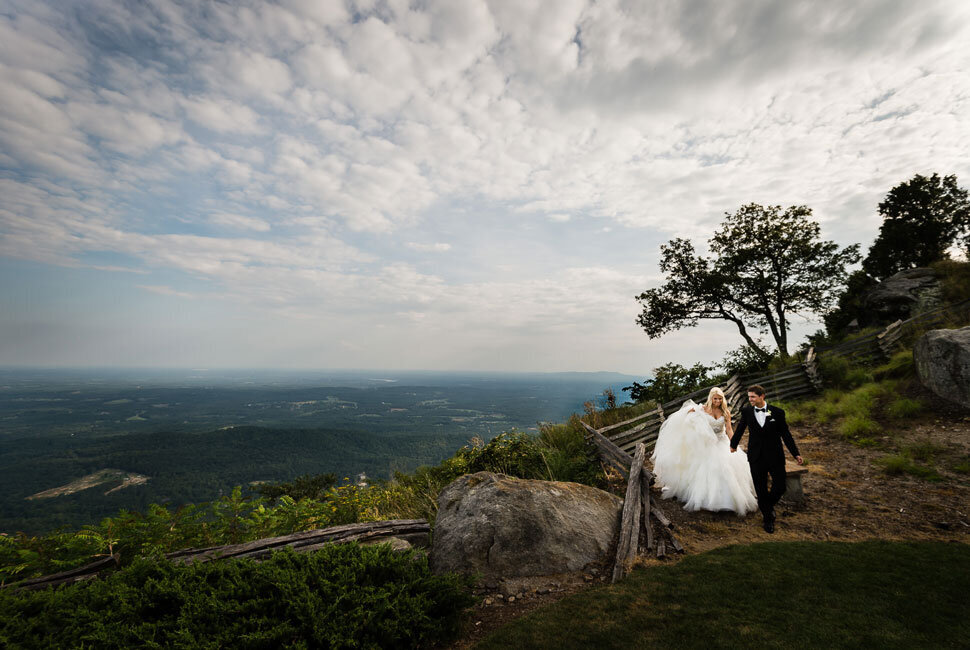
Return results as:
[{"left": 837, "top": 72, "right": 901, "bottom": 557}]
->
[
  {"left": 915, "top": 326, "right": 970, "bottom": 406},
  {"left": 865, "top": 267, "right": 942, "bottom": 323},
  {"left": 431, "top": 472, "right": 621, "bottom": 580}
]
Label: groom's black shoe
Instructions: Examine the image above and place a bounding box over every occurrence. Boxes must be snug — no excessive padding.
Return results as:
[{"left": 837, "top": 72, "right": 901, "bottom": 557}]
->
[{"left": 763, "top": 510, "right": 776, "bottom": 534}]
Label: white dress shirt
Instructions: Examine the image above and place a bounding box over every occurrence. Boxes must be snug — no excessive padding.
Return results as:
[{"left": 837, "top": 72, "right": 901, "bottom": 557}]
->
[{"left": 755, "top": 403, "right": 769, "bottom": 427}]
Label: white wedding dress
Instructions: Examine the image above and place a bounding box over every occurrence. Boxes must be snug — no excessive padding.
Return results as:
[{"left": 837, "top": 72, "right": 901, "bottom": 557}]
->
[{"left": 650, "top": 400, "right": 758, "bottom": 515}]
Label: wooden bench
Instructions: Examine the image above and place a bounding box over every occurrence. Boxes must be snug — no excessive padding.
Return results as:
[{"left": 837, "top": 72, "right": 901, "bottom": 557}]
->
[{"left": 782, "top": 462, "right": 809, "bottom": 504}]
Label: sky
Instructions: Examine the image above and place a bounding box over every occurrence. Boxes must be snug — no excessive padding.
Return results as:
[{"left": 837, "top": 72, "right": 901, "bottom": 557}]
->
[{"left": 1, "top": 0, "right": 968, "bottom": 375}]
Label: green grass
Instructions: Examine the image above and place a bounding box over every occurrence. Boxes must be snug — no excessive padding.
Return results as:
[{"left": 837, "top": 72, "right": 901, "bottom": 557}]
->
[
  {"left": 876, "top": 449, "right": 943, "bottom": 481},
  {"left": 886, "top": 397, "right": 924, "bottom": 419},
  {"left": 953, "top": 457, "right": 970, "bottom": 474},
  {"left": 475, "top": 541, "right": 970, "bottom": 649}
]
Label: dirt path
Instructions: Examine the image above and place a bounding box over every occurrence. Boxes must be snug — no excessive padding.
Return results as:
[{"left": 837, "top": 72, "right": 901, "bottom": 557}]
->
[{"left": 449, "top": 406, "right": 970, "bottom": 648}]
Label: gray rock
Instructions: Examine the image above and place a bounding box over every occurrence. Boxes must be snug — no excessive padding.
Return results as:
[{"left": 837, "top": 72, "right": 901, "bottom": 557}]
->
[
  {"left": 865, "top": 267, "right": 942, "bottom": 323},
  {"left": 430, "top": 472, "right": 621, "bottom": 580},
  {"left": 915, "top": 326, "right": 970, "bottom": 406}
]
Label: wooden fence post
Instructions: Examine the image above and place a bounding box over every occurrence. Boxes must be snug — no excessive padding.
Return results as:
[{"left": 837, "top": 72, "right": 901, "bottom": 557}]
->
[
  {"left": 802, "top": 347, "right": 823, "bottom": 392},
  {"left": 876, "top": 320, "right": 904, "bottom": 361}
]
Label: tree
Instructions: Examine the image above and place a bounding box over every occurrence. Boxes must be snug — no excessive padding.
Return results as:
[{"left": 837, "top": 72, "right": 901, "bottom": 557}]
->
[
  {"left": 623, "top": 362, "right": 712, "bottom": 405},
  {"left": 862, "top": 173, "right": 970, "bottom": 279},
  {"left": 636, "top": 204, "right": 860, "bottom": 358}
]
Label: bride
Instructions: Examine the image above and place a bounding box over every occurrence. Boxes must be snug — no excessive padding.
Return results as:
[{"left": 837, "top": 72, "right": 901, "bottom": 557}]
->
[{"left": 650, "top": 387, "right": 757, "bottom": 515}]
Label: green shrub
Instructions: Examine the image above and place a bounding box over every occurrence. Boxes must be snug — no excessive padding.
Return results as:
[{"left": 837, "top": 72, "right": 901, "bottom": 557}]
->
[
  {"left": 931, "top": 259, "right": 970, "bottom": 304},
  {"left": 905, "top": 441, "right": 945, "bottom": 463},
  {"left": 844, "top": 367, "right": 874, "bottom": 388},
  {"left": 0, "top": 544, "right": 476, "bottom": 648},
  {"left": 839, "top": 415, "right": 880, "bottom": 441},
  {"left": 819, "top": 355, "right": 850, "bottom": 387},
  {"left": 886, "top": 397, "right": 924, "bottom": 419},
  {"left": 872, "top": 349, "right": 915, "bottom": 381},
  {"left": 876, "top": 451, "right": 942, "bottom": 481},
  {"left": 815, "top": 401, "right": 841, "bottom": 424}
]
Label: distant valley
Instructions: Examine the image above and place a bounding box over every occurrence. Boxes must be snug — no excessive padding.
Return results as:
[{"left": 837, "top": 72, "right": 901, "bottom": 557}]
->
[{"left": 0, "top": 369, "right": 637, "bottom": 533}]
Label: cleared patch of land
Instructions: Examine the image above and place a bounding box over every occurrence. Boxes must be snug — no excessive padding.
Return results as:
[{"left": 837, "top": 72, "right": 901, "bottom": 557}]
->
[{"left": 26, "top": 469, "right": 149, "bottom": 500}]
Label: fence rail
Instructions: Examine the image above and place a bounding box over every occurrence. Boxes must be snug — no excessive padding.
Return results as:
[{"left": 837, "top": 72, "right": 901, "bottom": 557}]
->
[{"left": 585, "top": 297, "right": 970, "bottom": 463}]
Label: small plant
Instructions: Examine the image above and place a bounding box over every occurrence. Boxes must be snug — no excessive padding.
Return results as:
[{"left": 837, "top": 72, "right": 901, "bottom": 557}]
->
[
  {"left": 904, "top": 441, "right": 945, "bottom": 463},
  {"left": 876, "top": 450, "right": 942, "bottom": 481},
  {"left": 886, "top": 397, "right": 924, "bottom": 419},
  {"left": 953, "top": 457, "right": 970, "bottom": 474},
  {"left": 839, "top": 415, "right": 880, "bottom": 442},
  {"left": 872, "top": 349, "right": 915, "bottom": 381}
]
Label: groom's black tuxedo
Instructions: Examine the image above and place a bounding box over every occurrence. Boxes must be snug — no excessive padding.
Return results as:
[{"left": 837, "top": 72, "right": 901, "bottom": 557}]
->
[
  {"left": 730, "top": 404, "right": 800, "bottom": 520},
  {"left": 730, "top": 404, "right": 800, "bottom": 465}
]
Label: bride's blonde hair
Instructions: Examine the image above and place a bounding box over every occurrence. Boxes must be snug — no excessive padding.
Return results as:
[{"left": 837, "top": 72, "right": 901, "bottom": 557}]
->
[{"left": 705, "top": 386, "right": 731, "bottom": 418}]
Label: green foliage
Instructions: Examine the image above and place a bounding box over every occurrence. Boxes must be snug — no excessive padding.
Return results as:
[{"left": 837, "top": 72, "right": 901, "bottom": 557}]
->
[
  {"left": 953, "top": 457, "right": 970, "bottom": 474},
  {"left": 931, "top": 259, "right": 970, "bottom": 303},
  {"left": 838, "top": 416, "right": 880, "bottom": 444},
  {"left": 636, "top": 203, "right": 860, "bottom": 358},
  {"left": 718, "top": 344, "right": 774, "bottom": 377},
  {"left": 476, "top": 541, "right": 970, "bottom": 649},
  {"left": 623, "top": 362, "right": 713, "bottom": 405},
  {"left": 872, "top": 349, "right": 915, "bottom": 381},
  {"left": 0, "top": 545, "right": 476, "bottom": 649},
  {"left": 876, "top": 452, "right": 942, "bottom": 481},
  {"left": 863, "top": 173, "right": 970, "bottom": 279},
  {"left": 822, "top": 269, "right": 879, "bottom": 336},
  {"left": 255, "top": 473, "right": 337, "bottom": 502},
  {"left": 818, "top": 355, "right": 850, "bottom": 388},
  {"left": 886, "top": 397, "right": 924, "bottom": 419}
]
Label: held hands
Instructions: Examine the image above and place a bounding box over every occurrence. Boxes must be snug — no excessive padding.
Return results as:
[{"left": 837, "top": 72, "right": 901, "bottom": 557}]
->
[
  {"left": 796, "top": 455, "right": 804, "bottom": 465},
  {"left": 730, "top": 447, "right": 737, "bottom": 453}
]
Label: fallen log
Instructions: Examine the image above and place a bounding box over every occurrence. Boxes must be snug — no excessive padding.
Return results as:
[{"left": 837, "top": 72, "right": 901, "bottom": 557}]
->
[
  {"left": 166, "top": 519, "right": 431, "bottom": 565},
  {"left": 5, "top": 554, "right": 120, "bottom": 591}
]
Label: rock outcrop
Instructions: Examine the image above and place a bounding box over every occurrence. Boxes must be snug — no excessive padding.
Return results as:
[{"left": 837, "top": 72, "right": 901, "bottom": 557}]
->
[
  {"left": 865, "top": 267, "right": 942, "bottom": 323},
  {"left": 915, "top": 326, "right": 970, "bottom": 406},
  {"left": 430, "top": 472, "right": 621, "bottom": 580}
]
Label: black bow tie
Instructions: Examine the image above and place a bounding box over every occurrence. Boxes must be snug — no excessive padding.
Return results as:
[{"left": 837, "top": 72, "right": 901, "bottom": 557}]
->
[{"left": 755, "top": 407, "right": 767, "bottom": 412}]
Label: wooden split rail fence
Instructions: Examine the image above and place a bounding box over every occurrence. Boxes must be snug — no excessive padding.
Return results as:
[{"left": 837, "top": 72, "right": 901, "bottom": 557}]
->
[{"left": 3, "top": 519, "right": 430, "bottom": 591}]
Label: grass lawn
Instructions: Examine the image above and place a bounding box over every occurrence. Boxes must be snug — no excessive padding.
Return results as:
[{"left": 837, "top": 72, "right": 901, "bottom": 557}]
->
[{"left": 475, "top": 541, "right": 970, "bottom": 649}]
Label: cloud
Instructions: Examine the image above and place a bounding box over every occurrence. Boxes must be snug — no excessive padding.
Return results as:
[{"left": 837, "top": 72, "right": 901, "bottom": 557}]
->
[
  {"left": 2, "top": 0, "right": 969, "bottom": 371},
  {"left": 136, "top": 284, "right": 195, "bottom": 298},
  {"left": 208, "top": 212, "right": 271, "bottom": 231},
  {"left": 406, "top": 242, "right": 452, "bottom": 252}
]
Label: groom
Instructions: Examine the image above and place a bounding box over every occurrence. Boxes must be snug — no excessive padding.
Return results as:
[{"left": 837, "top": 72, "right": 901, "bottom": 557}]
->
[{"left": 730, "top": 384, "right": 803, "bottom": 533}]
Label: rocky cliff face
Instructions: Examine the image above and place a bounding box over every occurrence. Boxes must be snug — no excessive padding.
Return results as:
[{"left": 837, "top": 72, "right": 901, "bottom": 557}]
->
[
  {"left": 865, "top": 267, "right": 942, "bottom": 324},
  {"left": 430, "top": 472, "right": 621, "bottom": 580}
]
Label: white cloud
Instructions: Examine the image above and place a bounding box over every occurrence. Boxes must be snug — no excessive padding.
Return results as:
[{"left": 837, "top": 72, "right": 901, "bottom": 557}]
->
[
  {"left": 1, "top": 0, "right": 969, "bottom": 371},
  {"left": 208, "top": 212, "right": 271, "bottom": 232},
  {"left": 406, "top": 242, "right": 452, "bottom": 252}
]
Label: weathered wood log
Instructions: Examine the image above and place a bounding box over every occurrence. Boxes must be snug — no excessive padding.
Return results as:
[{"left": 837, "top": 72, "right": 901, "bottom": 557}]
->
[
  {"left": 583, "top": 421, "right": 634, "bottom": 476},
  {"left": 649, "top": 496, "right": 674, "bottom": 529},
  {"left": 656, "top": 537, "right": 666, "bottom": 559},
  {"left": 6, "top": 554, "right": 121, "bottom": 591},
  {"left": 611, "top": 444, "right": 646, "bottom": 583},
  {"left": 665, "top": 527, "right": 685, "bottom": 554},
  {"left": 640, "top": 470, "right": 653, "bottom": 551},
  {"left": 166, "top": 519, "right": 431, "bottom": 565}
]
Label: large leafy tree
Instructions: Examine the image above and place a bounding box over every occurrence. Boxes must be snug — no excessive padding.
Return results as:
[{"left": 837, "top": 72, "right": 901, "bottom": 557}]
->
[
  {"left": 623, "top": 362, "right": 712, "bottom": 405},
  {"left": 862, "top": 173, "right": 970, "bottom": 279},
  {"left": 636, "top": 204, "right": 860, "bottom": 359}
]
